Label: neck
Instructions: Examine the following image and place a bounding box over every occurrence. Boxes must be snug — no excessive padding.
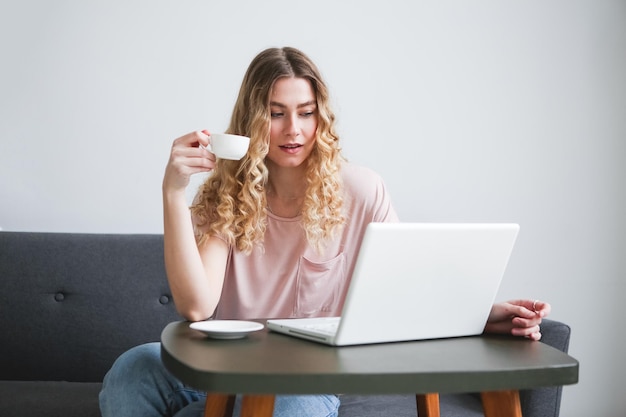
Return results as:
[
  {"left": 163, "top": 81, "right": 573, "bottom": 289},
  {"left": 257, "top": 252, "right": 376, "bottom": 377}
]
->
[
  {"left": 266, "top": 164, "right": 307, "bottom": 200},
  {"left": 265, "top": 166, "right": 307, "bottom": 217}
]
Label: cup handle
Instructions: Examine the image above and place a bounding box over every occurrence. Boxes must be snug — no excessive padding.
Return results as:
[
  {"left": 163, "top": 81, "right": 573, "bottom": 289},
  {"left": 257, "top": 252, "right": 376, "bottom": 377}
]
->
[
  {"left": 200, "top": 142, "right": 213, "bottom": 154},
  {"left": 199, "top": 130, "right": 213, "bottom": 153}
]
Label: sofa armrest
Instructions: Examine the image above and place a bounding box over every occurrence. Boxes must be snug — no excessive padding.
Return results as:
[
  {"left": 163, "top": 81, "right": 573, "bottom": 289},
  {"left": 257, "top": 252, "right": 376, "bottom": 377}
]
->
[
  {"left": 536, "top": 318, "right": 571, "bottom": 353},
  {"left": 519, "top": 318, "right": 571, "bottom": 417}
]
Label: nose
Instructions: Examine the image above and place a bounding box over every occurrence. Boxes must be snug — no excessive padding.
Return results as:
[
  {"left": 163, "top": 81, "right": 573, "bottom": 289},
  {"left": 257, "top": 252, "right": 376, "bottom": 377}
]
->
[{"left": 285, "top": 113, "right": 300, "bottom": 137}]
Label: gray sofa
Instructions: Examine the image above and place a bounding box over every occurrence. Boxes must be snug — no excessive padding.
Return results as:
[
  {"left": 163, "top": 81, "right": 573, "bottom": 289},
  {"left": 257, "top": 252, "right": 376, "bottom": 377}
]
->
[{"left": 0, "top": 232, "right": 571, "bottom": 417}]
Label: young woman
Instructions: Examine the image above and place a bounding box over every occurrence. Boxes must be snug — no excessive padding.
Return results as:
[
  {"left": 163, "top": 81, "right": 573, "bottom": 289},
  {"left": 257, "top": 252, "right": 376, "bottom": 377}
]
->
[{"left": 100, "top": 47, "right": 550, "bottom": 417}]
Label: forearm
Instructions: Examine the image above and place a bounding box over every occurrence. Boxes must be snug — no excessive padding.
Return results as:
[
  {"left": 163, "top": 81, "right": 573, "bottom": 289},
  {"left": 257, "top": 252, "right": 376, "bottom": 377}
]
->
[{"left": 162, "top": 189, "right": 225, "bottom": 321}]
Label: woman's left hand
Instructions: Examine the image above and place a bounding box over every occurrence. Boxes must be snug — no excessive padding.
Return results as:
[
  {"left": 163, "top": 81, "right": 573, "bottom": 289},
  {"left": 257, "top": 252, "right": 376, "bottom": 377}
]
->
[{"left": 484, "top": 299, "right": 551, "bottom": 341}]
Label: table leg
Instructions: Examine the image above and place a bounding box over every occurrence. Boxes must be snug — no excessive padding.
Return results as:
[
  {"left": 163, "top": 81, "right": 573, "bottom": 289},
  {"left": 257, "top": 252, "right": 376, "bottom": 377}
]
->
[
  {"left": 240, "top": 394, "right": 276, "bottom": 417},
  {"left": 204, "top": 394, "right": 235, "bottom": 417},
  {"left": 480, "top": 390, "right": 522, "bottom": 417},
  {"left": 416, "top": 393, "right": 440, "bottom": 417}
]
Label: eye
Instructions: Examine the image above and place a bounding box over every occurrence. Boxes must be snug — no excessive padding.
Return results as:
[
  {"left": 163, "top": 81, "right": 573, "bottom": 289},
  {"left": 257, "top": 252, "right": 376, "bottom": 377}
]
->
[
  {"left": 300, "top": 110, "right": 316, "bottom": 118},
  {"left": 270, "top": 112, "right": 284, "bottom": 118}
]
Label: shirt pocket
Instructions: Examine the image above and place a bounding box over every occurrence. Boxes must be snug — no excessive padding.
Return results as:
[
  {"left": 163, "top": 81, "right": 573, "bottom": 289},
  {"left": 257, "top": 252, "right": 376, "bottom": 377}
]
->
[{"left": 294, "top": 253, "right": 346, "bottom": 317}]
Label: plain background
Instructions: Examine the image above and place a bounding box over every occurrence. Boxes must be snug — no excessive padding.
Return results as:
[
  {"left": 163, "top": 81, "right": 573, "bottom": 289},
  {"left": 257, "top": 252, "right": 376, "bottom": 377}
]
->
[{"left": 1, "top": 1, "right": 624, "bottom": 416}]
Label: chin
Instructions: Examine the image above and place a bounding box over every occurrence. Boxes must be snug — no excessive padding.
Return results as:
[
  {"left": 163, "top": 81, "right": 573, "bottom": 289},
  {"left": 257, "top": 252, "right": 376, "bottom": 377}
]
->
[{"left": 267, "top": 154, "right": 309, "bottom": 169}]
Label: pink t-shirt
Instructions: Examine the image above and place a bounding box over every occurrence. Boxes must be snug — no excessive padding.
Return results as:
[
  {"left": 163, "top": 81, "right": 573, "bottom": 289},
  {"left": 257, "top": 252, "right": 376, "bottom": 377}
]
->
[{"left": 214, "top": 162, "right": 399, "bottom": 320}]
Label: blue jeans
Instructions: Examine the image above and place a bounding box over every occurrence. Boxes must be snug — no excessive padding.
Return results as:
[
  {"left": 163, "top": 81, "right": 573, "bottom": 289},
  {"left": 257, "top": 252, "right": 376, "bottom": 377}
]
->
[{"left": 99, "top": 342, "right": 340, "bottom": 417}]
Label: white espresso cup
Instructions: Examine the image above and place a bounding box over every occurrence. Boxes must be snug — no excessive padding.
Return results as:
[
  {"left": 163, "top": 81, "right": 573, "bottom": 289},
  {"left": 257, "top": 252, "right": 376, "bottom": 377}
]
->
[{"left": 207, "top": 133, "right": 250, "bottom": 160}]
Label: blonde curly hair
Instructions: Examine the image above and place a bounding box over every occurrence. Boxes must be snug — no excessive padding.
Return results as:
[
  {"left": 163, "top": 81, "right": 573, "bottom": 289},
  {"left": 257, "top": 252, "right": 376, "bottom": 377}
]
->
[{"left": 191, "top": 47, "right": 345, "bottom": 253}]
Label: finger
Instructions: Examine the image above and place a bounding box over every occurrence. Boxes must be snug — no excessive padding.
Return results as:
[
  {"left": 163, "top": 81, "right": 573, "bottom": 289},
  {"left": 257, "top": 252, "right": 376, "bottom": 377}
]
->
[
  {"left": 170, "top": 141, "right": 216, "bottom": 165},
  {"left": 172, "top": 130, "right": 211, "bottom": 149},
  {"left": 167, "top": 152, "right": 214, "bottom": 176},
  {"left": 506, "top": 303, "right": 537, "bottom": 320},
  {"left": 525, "top": 327, "right": 542, "bottom": 341},
  {"left": 167, "top": 148, "right": 217, "bottom": 187},
  {"left": 509, "top": 299, "right": 539, "bottom": 312},
  {"left": 198, "top": 130, "right": 213, "bottom": 149},
  {"left": 533, "top": 300, "right": 551, "bottom": 318},
  {"left": 509, "top": 299, "right": 552, "bottom": 319},
  {"left": 199, "top": 145, "right": 217, "bottom": 161},
  {"left": 512, "top": 312, "right": 543, "bottom": 326},
  {"left": 523, "top": 330, "right": 542, "bottom": 341},
  {"left": 511, "top": 324, "right": 541, "bottom": 338},
  {"left": 171, "top": 130, "right": 217, "bottom": 162}
]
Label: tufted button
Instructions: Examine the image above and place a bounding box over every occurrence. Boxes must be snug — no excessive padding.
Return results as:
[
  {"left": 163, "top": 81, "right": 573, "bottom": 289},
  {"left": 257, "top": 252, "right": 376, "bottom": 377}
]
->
[
  {"left": 54, "top": 292, "right": 65, "bottom": 302},
  {"left": 159, "top": 295, "right": 170, "bottom": 305}
]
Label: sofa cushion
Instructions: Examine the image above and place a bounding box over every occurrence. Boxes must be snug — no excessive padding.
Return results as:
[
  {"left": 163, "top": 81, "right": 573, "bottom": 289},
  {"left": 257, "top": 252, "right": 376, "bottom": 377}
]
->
[{"left": 0, "top": 232, "right": 182, "bottom": 382}]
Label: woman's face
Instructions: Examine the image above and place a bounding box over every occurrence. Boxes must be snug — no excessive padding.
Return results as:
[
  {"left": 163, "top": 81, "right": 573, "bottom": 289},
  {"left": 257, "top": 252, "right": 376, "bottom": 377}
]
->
[{"left": 266, "top": 77, "right": 318, "bottom": 169}]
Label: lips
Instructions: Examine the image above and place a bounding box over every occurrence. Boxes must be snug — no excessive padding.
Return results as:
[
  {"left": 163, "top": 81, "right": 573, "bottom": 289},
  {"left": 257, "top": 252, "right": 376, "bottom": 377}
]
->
[{"left": 279, "top": 143, "right": 302, "bottom": 153}]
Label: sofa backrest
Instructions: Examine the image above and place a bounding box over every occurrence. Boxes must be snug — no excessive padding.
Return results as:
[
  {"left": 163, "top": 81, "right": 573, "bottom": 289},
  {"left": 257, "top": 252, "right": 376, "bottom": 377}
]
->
[{"left": 0, "top": 232, "right": 182, "bottom": 382}]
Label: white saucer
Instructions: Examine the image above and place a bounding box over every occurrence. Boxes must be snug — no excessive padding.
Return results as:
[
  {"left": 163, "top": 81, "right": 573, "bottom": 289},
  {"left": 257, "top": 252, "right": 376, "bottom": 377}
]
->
[{"left": 189, "top": 320, "right": 264, "bottom": 339}]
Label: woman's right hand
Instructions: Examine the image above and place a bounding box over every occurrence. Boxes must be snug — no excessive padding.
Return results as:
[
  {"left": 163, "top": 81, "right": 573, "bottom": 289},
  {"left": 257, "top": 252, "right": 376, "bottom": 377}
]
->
[
  {"left": 162, "top": 129, "right": 229, "bottom": 321},
  {"left": 163, "top": 130, "right": 216, "bottom": 192}
]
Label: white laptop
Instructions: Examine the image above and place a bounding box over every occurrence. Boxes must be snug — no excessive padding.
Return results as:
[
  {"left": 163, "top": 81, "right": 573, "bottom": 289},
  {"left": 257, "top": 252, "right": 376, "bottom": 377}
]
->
[{"left": 267, "top": 222, "right": 519, "bottom": 346}]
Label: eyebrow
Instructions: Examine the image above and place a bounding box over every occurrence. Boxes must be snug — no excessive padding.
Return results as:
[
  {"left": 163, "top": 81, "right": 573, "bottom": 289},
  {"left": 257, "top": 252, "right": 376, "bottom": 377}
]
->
[{"left": 269, "top": 100, "right": 317, "bottom": 109}]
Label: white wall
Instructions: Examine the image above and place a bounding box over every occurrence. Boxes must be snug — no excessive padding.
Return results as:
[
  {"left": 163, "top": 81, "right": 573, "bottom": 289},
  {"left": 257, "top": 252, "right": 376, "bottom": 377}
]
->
[{"left": 1, "top": 1, "right": 624, "bottom": 415}]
